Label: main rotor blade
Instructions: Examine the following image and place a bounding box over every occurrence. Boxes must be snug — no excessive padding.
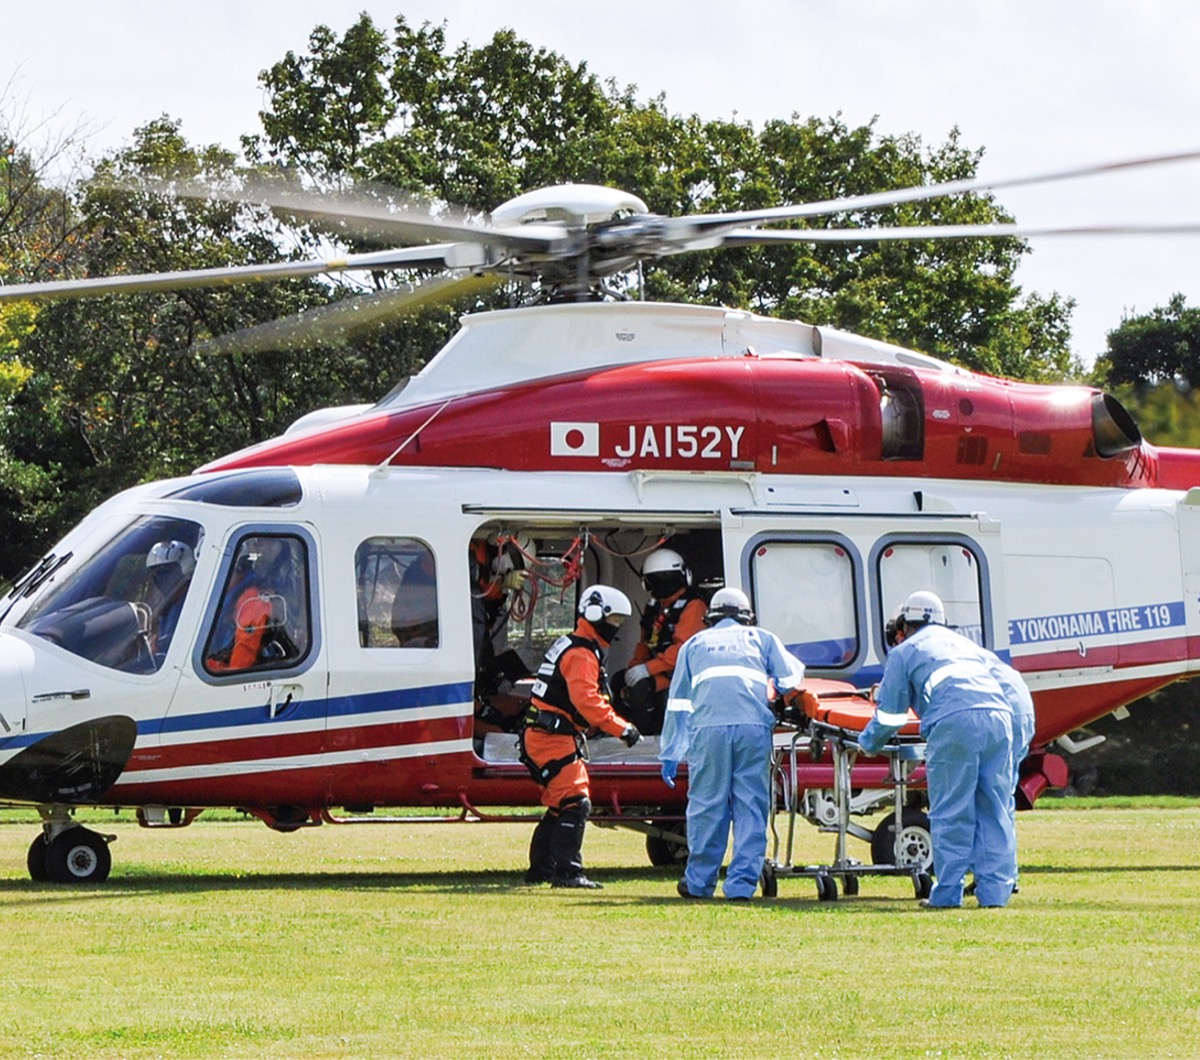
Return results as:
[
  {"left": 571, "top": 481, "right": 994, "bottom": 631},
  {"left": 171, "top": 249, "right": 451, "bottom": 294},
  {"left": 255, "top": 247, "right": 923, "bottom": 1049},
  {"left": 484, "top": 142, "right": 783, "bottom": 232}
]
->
[
  {"left": 0, "top": 243, "right": 487, "bottom": 304},
  {"left": 720, "top": 219, "right": 1200, "bottom": 245},
  {"left": 140, "top": 176, "right": 565, "bottom": 255},
  {"left": 672, "top": 148, "right": 1200, "bottom": 236},
  {"left": 191, "top": 273, "right": 503, "bottom": 355}
]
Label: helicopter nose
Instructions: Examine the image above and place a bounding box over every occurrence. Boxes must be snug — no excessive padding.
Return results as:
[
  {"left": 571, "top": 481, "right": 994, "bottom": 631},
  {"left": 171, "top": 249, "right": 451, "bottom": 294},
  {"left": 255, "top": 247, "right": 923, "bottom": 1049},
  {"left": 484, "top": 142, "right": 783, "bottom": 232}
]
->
[
  {"left": 0, "top": 634, "right": 135, "bottom": 802},
  {"left": 0, "top": 634, "right": 31, "bottom": 747}
]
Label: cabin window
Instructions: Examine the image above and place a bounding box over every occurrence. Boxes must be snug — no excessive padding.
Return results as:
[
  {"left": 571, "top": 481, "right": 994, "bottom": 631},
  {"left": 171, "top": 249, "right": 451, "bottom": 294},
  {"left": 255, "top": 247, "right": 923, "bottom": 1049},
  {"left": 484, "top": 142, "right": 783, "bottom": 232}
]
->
[
  {"left": 877, "top": 538, "right": 986, "bottom": 647},
  {"left": 203, "top": 534, "right": 311, "bottom": 674},
  {"left": 750, "top": 539, "right": 859, "bottom": 669},
  {"left": 355, "top": 538, "right": 439, "bottom": 648},
  {"left": 17, "top": 515, "right": 205, "bottom": 674}
]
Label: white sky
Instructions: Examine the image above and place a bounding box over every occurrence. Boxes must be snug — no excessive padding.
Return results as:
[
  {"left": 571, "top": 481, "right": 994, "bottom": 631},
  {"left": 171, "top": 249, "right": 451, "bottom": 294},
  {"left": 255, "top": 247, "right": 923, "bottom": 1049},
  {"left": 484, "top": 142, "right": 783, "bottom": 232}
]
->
[{"left": 3, "top": 0, "right": 1199, "bottom": 367}]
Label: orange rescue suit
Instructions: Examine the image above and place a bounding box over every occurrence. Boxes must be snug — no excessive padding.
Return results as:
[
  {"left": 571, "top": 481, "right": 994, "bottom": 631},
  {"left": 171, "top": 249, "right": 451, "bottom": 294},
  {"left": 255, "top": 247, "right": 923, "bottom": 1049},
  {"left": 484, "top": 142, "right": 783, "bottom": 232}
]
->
[
  {"left": 523, "top": 618, "right": 630, "bottom": 810},
  {"left": 629, "top": 590, "right": 707, "bottom": 692}
]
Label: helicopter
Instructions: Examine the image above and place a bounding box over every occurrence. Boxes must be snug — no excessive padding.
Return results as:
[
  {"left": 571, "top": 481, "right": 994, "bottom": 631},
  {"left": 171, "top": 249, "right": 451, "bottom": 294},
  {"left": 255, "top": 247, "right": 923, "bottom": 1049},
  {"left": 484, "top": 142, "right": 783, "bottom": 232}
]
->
[{"left": 2, "top": 150, "right": 1200, "bottom": 884}]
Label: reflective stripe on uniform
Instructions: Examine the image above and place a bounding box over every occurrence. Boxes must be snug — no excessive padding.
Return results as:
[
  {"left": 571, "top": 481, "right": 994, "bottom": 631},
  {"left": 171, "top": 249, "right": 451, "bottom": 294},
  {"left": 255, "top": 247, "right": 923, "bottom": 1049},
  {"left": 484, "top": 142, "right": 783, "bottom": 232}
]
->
[
  {"left": 667, "top": 697, "right": 694, "bottom": 713},
  {"left": 692, "top": 664, "right": 771, "bottom": 687},
  {"left": 922, "top": 661, "right": 999, "bottom": 699},
  {"left": 874, "top": 708, "right": 911, "bottom": 725}
]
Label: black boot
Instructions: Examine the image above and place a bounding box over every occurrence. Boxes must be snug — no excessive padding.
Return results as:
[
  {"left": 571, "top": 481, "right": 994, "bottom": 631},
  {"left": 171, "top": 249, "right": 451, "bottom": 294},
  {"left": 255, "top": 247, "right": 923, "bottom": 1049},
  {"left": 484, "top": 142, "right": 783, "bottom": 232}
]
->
[
  {"left": 525, "top": 812, "right": 557, "bottom": 884},
  {"left": 549, "top": 800, "right": 602, "bottom": 889}
]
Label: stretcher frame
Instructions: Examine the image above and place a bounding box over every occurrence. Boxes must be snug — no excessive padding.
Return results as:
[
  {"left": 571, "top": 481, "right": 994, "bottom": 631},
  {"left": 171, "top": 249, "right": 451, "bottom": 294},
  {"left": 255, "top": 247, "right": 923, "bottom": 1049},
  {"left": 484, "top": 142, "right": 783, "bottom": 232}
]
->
[{"left": 763, "top": 702, "right": 933, "bottom": 902}]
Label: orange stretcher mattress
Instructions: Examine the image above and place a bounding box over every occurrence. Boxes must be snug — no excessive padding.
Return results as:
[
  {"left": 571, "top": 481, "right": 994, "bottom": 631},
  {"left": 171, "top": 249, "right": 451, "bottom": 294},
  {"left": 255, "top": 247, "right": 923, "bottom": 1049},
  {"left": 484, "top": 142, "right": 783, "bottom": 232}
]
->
[{"left": 799, "top": 688, "right": 920, "bottom": 736}]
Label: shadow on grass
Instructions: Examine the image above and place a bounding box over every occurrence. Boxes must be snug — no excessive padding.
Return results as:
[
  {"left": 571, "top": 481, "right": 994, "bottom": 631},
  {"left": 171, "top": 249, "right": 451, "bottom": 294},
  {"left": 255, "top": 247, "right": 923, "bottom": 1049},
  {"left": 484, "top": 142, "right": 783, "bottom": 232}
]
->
[
  {"left": 1020, "top": 863, "right": 1200, "bottom": 875},
  {"left": 2, "top": 862, "right": 1196, "bottom": 905},
  {"left": 0, "top": 864, "right": 687, "bottom": 900}
]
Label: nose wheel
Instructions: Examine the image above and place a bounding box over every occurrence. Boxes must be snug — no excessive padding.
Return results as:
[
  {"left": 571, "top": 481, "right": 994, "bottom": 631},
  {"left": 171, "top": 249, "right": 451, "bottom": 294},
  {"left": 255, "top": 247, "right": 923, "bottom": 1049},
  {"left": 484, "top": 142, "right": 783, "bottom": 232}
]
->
[{"left": 28, "top": 827, "right": 113, "bottom": 883}]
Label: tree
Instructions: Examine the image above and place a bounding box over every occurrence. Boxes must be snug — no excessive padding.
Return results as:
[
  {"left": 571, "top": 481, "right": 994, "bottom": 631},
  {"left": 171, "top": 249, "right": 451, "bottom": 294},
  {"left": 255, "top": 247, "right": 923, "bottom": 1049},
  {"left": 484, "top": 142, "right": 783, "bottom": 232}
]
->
[
  {"left": 2, "top": 117, "right": 434, "bottom": 577},
  {"left": 0, "top": 90, "right": 92, "bottom": 577},
  {"left": 1098, "top": 293, "right": 1200, "bottom": 390},
  {"left": 247, "top": 13, "right": 1075, "bottom": 379}
]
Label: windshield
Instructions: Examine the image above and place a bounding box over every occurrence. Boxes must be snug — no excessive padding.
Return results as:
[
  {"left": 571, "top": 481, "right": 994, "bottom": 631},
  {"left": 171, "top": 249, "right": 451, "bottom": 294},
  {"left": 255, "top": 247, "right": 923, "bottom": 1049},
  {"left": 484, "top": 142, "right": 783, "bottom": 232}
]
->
[{"left": 17, "top": 515, "right": 205, "bottom": 674}]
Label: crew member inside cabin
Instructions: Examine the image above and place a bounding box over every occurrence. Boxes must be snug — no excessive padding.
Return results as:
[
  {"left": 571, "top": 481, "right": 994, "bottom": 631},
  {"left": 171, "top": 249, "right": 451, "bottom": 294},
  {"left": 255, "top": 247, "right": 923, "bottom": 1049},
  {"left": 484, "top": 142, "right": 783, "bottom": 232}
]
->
[
  {"left": 611, "top": 547, "right": 706, "bottom": 736},
  {"left": 205, "top": 536, "right": 303, "bottom": 673},
  {"left": 470, "top": 531, "right": 536, "bottom": 697},
  {"left": 659, "top": 587, "right": 806, "bottom": 901},
  {"left": 860, "top": 590, "right": 1016, "bottom": 909},
  {"left": 519, "top": 585, "right": 642, "bottom": 889}
]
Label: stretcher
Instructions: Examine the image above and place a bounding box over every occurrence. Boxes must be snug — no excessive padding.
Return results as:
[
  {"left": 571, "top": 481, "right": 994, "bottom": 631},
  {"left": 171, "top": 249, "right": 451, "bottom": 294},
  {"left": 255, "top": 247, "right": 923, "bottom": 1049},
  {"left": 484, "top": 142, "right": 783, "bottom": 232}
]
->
[{"left": 762, "top": 689, "right": 932, "bottom": 901}]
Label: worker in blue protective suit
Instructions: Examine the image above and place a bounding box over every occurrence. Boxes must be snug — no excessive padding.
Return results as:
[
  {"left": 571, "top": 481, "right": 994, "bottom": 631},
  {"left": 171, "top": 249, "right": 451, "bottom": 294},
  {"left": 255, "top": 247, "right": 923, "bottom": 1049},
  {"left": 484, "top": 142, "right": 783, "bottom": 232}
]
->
[
  {"left": 659, "top": 587, "right": 806, "bottom": 901},
  {"left": 860, "top": 590, "right": 1016, "bottom": 908},
  {"left": 991, "top": 660, "right": 1035, "bottom": 887}
]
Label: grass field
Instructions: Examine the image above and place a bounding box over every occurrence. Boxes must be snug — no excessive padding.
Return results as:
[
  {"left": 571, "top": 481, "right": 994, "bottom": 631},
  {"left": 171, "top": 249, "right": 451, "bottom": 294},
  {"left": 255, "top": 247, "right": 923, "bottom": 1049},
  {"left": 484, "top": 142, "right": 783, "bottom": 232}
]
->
[{"left": 1, "top": 799, "right": 1198, "bottom": 1058}]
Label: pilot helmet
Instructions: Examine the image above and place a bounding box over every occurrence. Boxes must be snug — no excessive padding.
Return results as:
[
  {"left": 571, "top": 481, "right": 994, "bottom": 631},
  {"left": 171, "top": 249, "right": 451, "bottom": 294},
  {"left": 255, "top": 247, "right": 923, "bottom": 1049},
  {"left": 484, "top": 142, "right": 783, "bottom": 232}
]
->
[{"left": 147, "top": 540, "right": 196, "bottom": 578}]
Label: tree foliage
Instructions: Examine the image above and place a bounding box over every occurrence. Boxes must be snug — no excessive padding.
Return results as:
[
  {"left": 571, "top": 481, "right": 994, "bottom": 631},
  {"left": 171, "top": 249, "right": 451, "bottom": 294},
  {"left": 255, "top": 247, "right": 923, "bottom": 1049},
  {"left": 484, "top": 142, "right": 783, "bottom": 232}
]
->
[
  {"left": 1098, "top": 292, "right": 1200, "bottom": 390},
  {"left": 249, "top": 14, "right": 1074, "bottom": 378}
]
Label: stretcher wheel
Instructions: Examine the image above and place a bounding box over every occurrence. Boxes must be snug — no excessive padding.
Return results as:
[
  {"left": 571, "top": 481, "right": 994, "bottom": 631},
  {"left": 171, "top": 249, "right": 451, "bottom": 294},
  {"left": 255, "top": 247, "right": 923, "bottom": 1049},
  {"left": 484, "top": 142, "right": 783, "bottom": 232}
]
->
[
  {"left": 760, "top": 862, "right": 778, "bottom": 899},
  {"left": 816, "top": 874, "right": 838, "bottom": 902},
  {"left": 914, "top": 872, "right": 933, "bottom": 900},
  {"left": 842, "top": 874, "right": 859, "bottom": 897}
]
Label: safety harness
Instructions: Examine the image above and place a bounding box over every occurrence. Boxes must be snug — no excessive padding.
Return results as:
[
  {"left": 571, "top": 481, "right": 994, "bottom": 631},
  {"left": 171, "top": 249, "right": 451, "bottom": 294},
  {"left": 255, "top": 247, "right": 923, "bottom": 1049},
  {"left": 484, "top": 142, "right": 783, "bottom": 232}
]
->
[
  {"left": 518, "top": 633, "right": 609, "bottom": 786},
  {"left": 640, "top": 588, "right": 703, "bottom": 655}
]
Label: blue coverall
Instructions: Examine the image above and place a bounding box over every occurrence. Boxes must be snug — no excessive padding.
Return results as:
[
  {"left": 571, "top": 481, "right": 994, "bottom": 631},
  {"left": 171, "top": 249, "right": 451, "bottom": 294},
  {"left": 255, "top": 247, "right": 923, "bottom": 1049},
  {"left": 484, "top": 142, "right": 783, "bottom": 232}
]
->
[
  {"left": 991, "top": 660, "right": 1035, "bottom": 886},
  {"left": 860, "top": 623, "right": 1016, "bottom": 907},
  {"left": 660, "top": 619, "right": 806, "bottom": 899},
  {"left": 991, "top": 660, "right": 1036, "bottom": 792}
]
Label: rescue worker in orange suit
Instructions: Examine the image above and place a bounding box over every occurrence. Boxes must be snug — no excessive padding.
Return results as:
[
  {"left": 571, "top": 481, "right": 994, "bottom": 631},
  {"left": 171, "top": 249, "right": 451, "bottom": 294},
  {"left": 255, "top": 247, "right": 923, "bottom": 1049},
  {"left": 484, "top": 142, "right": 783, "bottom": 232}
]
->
[
  {"left": 520, "top": 585, "right": 642, "bottom": 888},
  {"left": 471, "top": 532, "right": 535, "bottom": 695},
  {"left": 612, "top": 548, "right": 706, "bottom": 736}
]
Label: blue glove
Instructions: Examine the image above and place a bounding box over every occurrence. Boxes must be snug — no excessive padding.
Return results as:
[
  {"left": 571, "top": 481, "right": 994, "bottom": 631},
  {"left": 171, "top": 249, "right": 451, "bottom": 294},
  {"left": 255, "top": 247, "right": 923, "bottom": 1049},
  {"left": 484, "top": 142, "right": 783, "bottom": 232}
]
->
[
  {"left": 858, "top": 726, "right": 886, "bottom": 756},
  {"left": 661, "top": 760, "right": 678, "bottom": 788}
]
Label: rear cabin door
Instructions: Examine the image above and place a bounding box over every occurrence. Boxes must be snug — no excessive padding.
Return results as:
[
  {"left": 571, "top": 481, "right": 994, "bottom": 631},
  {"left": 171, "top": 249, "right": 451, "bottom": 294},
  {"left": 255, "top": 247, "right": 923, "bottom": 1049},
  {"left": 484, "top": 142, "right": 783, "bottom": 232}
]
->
[{"left": 720, "top": 507, "right": 1007, "bottom": 682}]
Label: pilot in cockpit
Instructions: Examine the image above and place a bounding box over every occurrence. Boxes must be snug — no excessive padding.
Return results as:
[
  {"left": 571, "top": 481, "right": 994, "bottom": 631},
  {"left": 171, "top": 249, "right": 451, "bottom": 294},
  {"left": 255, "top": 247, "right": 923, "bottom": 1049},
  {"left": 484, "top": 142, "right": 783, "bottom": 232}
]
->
[{"left": 145, "top": 539, "right": 197, "bottom": 661}]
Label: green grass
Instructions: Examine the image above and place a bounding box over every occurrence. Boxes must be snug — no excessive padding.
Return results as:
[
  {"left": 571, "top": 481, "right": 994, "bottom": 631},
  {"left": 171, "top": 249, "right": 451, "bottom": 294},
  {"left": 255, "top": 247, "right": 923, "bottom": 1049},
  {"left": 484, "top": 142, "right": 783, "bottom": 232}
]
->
[{"left": 1, "top": 802, "right": 1198, "bottom": 1057}]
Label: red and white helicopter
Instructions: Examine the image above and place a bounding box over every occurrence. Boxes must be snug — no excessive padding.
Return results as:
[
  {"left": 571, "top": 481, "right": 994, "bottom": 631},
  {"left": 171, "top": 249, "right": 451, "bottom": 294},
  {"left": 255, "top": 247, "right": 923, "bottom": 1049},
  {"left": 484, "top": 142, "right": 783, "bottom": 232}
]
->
[{"left": 3, "top": 153, "right": 1200, "bottom": 884}]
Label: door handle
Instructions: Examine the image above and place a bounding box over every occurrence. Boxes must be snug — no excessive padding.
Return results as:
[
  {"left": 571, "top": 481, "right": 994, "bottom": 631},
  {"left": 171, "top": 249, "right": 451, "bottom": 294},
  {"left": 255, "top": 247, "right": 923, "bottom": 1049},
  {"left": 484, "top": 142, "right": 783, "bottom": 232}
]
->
[{"left": 268, "top": 684, "right": 300, "bottom": 719}]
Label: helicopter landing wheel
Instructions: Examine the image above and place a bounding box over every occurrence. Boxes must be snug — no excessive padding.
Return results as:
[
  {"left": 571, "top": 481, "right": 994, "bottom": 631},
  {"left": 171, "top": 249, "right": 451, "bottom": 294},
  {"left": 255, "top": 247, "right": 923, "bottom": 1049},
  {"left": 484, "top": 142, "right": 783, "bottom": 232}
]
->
[
  {"left": 646, "top": 832, "right": 688, "bottom": 867},
  {"left": 44, "top": 827, "right": 112, "bottom": 884},
  {"left": 871, "top": 808, "right": 933, "bottom": 872},
  {"left": 26, "top": 834, "right": 51, "bottom": 882}
]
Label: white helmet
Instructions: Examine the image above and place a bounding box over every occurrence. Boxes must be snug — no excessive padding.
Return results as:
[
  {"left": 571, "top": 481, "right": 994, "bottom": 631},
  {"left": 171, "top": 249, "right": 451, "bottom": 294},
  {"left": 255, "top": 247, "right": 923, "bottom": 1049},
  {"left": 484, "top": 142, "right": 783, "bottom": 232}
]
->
[
  {"left": 147, "top": 540, "right": 196, "bottom": 578},
  {"left": 578, "top": 584, "right": 632, "bottom": 624},
  {"left": 899, "top": 590, "right": 945, "bottom": 626},
  {"left": 641, "top": 547, "right": 691, "bottom": 596},
  {"left": 706, "top": 586, "right": 755, "bottom": 625}
]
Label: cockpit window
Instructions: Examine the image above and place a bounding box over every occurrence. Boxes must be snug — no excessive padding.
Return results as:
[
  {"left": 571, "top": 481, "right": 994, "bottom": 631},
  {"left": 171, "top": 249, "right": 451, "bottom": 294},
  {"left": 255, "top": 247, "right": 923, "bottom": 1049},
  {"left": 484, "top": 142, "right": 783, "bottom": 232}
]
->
[
  {"left": 17, "top": 516, "right": 205, "bottom": 674},
  {"left": 165, "top": 469, "right": 303, "bottom": 508}
]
